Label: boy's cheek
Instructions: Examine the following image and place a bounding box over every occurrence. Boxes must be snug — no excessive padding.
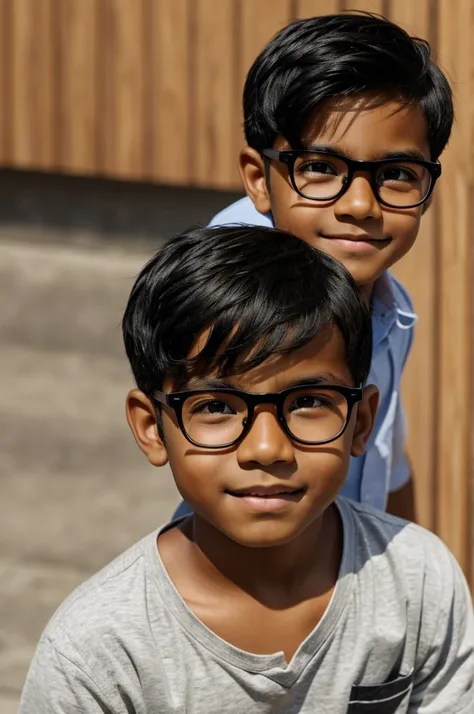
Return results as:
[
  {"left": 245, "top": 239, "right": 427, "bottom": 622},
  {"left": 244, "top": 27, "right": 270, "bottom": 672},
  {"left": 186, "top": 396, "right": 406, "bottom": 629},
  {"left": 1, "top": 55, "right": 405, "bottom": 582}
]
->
[
  {"left": 166, "top": 449, "right": 228, "bottom": 508},
  {"left": 169, "top": 449, "right": 349, "bottom": 522},
  {"left": 269, "top": 193, "right": 424, "bottom": 286}
]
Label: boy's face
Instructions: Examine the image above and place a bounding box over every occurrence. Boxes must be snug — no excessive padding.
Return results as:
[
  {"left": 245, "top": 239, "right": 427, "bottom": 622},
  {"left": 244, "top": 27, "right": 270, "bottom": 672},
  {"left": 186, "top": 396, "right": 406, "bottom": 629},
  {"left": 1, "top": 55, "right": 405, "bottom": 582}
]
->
[
  {"left": 240, "top": 98, "right": 432, "bottom": 294},
  {"left": 127, "top": 327, "right": 377, "bottom": 549}
]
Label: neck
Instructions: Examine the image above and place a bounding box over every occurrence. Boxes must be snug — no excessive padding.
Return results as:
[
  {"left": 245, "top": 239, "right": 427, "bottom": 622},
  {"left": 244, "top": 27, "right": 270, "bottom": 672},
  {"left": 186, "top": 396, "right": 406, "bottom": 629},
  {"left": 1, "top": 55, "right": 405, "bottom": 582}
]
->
[
  {"left": 180, "top": 505, "right": 342, "bottom": 606},
  {"left": 360, "top": 281, "right": 375, "bottom": 301}
]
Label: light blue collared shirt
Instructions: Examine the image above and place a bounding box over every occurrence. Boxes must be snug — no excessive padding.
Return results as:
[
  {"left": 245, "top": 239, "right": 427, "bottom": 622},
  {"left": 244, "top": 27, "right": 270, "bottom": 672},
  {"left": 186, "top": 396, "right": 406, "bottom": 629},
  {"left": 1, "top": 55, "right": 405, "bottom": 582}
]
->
[{"left": 208, "top": 197, "right": 416, "bottom": 511}]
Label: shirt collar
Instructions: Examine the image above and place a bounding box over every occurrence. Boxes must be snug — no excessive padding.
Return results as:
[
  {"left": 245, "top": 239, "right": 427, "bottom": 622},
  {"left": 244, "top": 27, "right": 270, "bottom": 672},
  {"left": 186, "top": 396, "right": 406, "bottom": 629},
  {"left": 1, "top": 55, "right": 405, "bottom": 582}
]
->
[{"left": 371, "top": 273, "right": 417, "bottom": 347}]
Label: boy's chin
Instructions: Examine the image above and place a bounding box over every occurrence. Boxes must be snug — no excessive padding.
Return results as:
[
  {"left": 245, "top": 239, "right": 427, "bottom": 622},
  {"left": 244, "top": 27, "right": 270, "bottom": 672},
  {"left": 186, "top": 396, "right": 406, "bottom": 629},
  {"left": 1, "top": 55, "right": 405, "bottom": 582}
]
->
[
  {"left": 211, "top": 515, "right": 320, "bottom": 550},
  {"left": 333, "top": 258, "right": 391, "bottom": 293}
]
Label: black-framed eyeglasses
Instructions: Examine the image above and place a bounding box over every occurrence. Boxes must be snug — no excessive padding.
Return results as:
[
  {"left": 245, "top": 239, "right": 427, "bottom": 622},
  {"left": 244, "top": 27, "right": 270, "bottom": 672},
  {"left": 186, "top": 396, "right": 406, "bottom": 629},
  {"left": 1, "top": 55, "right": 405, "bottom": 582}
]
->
[
  {"left": 262, "top": 148, "right": 441, "bottom": 209},
  {"left": 153, "top": 384, "right": 363, "bottom": 449}
]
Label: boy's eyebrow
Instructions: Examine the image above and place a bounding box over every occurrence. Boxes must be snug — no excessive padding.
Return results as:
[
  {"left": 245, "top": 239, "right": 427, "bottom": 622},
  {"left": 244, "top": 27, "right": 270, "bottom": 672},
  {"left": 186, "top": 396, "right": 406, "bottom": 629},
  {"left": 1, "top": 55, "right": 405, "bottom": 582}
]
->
[
  {"left": 185, "top": 377, "right": 235, "bottom": 390},
  {"left": 303, "top": 143, "right": 428, "bottom": 162},
  {"left": 374, "top": 149, "right": 428, "bottom": 162},
  {"left": 284, "top": 374, "right": 352, "bottom": 389},
  {"left": 183, "top": 373, "right": 352, "bottom": 391}
]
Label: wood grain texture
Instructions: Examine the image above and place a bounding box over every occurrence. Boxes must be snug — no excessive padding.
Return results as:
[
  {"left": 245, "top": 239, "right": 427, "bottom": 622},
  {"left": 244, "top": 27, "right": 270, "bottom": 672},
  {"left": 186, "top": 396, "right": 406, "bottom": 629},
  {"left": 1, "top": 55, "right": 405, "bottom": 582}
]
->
[
  {"left": 10, "top": 0, "right": 34, "bottom": 166},
  {"left": 100, "top": 0, "right": 146, "bottom": 180},
  {"left": 436, "top": 0, "right": 473, "bottom": 578},
  {"left": 340, "top": 0, "right": 385, "bottom": 12},
  {"left": 192, "top": 0, "right": 238, "bottom": 188},
  {"left": 237, "top": 0, "right": 293, "bottom": 154},
  {"left": 151, "top": 0, "right": 191, "bottom": 184},
  {"left": 9, "top": 0, "right": 55, "bottom": 167},
  {"left": 388, "top": 2, "right": 436, "bottom": 533},
  {"left": 295, "top": 0, "right": 340, "bottom": 17},
  {"left": 0, "top": 0, "right": 12, "bottom": 163},
  {"left": 31, "top": 0, "right": 55, "bottom": 168},
  {"left": 57, "top": 0, "right": 98, "bottom": 174}
]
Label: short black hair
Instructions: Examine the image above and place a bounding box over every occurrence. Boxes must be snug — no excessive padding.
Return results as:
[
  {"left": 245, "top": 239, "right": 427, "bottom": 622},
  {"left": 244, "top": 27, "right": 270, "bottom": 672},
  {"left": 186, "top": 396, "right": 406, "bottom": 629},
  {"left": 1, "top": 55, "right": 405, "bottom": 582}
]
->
[
  {"left": 122, "top": 225, "right": 372, "bottom": 396},
  {"left": 243, "top": 13, "right": 453, "bottom": 160}
]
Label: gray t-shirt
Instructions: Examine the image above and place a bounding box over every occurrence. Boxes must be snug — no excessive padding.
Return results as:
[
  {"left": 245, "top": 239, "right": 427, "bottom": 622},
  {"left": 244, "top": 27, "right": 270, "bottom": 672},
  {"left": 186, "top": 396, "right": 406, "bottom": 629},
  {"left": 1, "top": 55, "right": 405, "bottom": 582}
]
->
[{"left": 19, "top": 499, "right": 474, "bottom": 713}]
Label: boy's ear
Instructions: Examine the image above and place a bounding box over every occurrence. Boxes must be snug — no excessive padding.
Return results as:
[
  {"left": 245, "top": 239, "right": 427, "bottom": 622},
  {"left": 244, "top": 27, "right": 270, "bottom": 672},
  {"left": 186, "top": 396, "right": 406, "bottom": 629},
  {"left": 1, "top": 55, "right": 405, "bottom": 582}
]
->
[
  {"left": 239, "top": 145, "right": 272, "bottom": 215},
  {"left": 351, "top": 385, "right": 379, "bottom": 457},
  {"left": 126, "top": 389, "right": 169, "bottom": 467}
]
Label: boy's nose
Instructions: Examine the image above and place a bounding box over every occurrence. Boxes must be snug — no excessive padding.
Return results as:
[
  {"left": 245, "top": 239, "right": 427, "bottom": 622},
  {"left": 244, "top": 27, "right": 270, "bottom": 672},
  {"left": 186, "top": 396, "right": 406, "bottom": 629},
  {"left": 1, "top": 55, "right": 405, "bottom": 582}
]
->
[
  {"left": 236, "top": 409, "right": 295, "bottom": 466},
  {"left": 334, "top": 174, "right": 382, "bottom": 221}
]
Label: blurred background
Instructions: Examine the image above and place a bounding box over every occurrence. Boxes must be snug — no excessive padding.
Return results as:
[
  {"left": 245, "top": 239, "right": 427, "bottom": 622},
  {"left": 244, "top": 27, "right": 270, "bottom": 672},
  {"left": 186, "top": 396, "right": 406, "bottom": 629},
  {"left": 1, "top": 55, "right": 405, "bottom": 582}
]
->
[{"left": 0, "top": 0, "right": 472, "bottom": 710}]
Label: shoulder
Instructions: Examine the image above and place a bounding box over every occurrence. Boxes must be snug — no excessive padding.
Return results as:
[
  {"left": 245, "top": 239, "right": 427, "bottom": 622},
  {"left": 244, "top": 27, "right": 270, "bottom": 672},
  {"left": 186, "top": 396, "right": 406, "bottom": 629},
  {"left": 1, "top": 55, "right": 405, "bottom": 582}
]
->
[
  {"left": 208, "top": 196, "right": 273, "bottom": 227},
  {"left": 339, "top": 498, "right": 463, "bottom": 587},
  {"left": 42, "top": 531, "right": 159, "bottom": 653},
  {"left": 20, "top": 532, "right": 164, "bottom": 709},
  {"left": 340, "top": 498, "right": 472, "bottom": 645}
]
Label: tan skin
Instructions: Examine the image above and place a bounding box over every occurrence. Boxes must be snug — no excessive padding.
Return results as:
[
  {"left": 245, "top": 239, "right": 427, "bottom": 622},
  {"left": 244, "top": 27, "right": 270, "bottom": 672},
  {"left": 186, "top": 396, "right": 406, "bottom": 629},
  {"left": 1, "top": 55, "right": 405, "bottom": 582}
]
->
[
  {"left": 127, "top": 327, "right": 378, "bottom": 662},
  {"left": 240, "top": 97, "right": 429, "bottom": 522}
]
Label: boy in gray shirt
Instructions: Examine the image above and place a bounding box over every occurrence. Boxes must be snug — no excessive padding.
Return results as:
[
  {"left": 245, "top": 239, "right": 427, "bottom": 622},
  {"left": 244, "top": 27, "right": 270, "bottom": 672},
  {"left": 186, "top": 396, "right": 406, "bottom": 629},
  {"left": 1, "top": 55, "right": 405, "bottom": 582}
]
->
[{"left": 20, "top": 226, "right": 473, "bottom": 713}]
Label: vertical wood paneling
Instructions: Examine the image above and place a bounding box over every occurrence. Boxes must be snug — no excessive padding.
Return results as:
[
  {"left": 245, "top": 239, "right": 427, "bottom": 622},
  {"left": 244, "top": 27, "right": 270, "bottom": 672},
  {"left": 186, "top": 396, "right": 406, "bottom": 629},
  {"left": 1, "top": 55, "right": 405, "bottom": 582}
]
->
[
  {"left": 10, "top": 0, "right": 35, "bottom": 166},
  {"left": 193, "top": 0, "right": 237, "bottom": 188},
  {"left": 58, "top": 0, "right": 98, "bottom": 174},
  {"left": 239, "top": 0, "right": 293, "bottom": 82},
  {"left": 151, "top": 0, "right": 191, "bottom": 184},
  {"left": 387, "top": 1, "right": 437, "bottom": 532},
  {"left": 0, "top": 0, "right": 11, "bottom": 163},
  {"left": 30, "top": 0, "right": 55, "bottom": 168},
  {"left": 436, "top": 0, "right": 473, "bottom": 577},
  {"left": 340, "top": 0, "right": 384, "bottom": 12},
  {"left": 296, "top": 0, "right": 340, "bottom": 17},
  {"left": 238, "top": 0, "right": 293, "bottom": 153},
  {"left": 100, "top": 0, "right": 146, "bottom": 180},
  {"left": 8, "top": 0, "right": 56, "bottom": 168},
  {"left": 387, "top": 0, "right": 434, "bottom": 34}
]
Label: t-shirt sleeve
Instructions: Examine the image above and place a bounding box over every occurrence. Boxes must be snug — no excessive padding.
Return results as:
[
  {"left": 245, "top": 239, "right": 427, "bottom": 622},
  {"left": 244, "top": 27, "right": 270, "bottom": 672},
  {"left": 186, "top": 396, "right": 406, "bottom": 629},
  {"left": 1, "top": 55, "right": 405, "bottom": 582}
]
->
[
  {"left": 409, "top": 548, "right": 474, "bottom": 712},
  {"left": 19, "top": 634, "right": 113, "bottom": 714}
]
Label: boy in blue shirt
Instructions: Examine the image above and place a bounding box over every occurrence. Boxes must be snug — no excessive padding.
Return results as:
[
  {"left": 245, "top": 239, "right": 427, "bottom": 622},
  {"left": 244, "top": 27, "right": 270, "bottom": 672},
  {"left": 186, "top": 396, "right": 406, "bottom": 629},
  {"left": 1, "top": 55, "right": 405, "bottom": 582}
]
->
[
  {"left": 20, "top": 227, "right": 474, "bottom": 712},
  {"left": 197, "top": 13, "right": 454, "bottom": 521}
]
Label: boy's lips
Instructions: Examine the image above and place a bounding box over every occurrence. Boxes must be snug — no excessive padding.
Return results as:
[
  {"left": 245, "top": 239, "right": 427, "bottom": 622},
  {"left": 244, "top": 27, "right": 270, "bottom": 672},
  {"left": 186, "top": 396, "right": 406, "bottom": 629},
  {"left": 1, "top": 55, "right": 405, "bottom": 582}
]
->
[
  {"left": 226, "top": 484, "right": 304, "bottom": 496},
  {"left": 320, "top": 234, "right": 391, "bottom": 254},
  {"left": 224, "top": 484, "right": 306, "bottom": 511},
  {"left": 322, "top": 233, "right": 387, "bottom": 241}
]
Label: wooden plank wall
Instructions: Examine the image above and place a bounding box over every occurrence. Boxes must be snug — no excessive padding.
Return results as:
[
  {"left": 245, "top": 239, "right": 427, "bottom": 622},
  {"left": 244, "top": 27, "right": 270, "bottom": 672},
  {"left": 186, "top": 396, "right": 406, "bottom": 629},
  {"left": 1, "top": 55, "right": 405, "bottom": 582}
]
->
[{"left": 0, "top": 0, "right": 472, "bottom": 582}]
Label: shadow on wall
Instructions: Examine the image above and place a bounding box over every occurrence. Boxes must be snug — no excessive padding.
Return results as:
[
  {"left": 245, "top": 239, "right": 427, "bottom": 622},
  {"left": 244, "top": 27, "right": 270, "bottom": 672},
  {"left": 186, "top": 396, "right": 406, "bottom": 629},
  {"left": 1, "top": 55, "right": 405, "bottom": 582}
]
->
[{"left": 0, "top": 169, "right": 244, "bottom": 248}]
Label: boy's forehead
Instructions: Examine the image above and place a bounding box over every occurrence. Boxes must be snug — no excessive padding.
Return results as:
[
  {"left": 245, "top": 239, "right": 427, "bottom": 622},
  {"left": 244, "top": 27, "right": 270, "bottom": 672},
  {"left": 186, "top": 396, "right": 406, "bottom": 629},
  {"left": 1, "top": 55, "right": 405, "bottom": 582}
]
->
[
  {"left": 237, "top": 329, "right": 351, "bottom": 391},
  {"left": 278, "top": 96, "right": 431, "bottom": 160},
  {"left": 174, "top": 324, "right": 353, "bottom": 392}
]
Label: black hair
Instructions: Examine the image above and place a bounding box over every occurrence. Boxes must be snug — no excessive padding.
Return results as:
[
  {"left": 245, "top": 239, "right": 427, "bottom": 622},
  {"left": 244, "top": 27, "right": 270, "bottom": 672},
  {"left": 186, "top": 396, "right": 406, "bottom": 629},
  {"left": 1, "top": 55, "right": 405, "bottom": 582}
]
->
[
  {"left": 122, "top": 225, "right": 372, "bottom": 397},
  {"left": 243, "top": 13, "right": 453, "bottom": 160}
]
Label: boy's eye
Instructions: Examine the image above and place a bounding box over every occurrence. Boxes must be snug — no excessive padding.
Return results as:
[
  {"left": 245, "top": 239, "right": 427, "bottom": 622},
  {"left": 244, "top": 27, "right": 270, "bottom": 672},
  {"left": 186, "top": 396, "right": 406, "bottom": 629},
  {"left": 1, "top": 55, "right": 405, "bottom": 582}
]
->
[
  {"left": 192, "top": 399, "right": 236, "bottom": 416},
  {"left": 379, "top": 165, "right": 419, "bottom": 183},
  {"left": 288, "top": 394, "right": 331, "bottom": 412},
  {"left": 296, "top": 160, "right": 338, "bottom": 177}
]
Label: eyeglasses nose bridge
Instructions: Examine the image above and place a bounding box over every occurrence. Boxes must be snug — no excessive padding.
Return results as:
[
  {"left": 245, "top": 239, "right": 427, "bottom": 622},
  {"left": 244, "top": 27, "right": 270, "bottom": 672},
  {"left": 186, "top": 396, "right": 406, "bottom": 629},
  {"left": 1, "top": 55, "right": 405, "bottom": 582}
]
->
[
  {"left": 240, "top": 395, "right": 287, "bottom": 434},
  {"left": 239, "top": 402, "right": 295, "bottom": 452}
]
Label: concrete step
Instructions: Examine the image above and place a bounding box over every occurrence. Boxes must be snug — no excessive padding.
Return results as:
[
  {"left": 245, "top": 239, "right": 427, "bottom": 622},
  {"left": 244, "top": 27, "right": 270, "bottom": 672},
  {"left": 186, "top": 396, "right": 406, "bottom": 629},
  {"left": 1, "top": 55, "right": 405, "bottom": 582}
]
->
[
  {"left": 0, "top": 691, "right": 22, "bottom": 714},
  {"left": 1, "top": 237, "right": 182, "bottom": 703},
  {"left": 0, "top": 344, "right": 180, "bottom": 571},
  {"left": 0, "top": 239, "right": 151, "bottom": 359}
]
